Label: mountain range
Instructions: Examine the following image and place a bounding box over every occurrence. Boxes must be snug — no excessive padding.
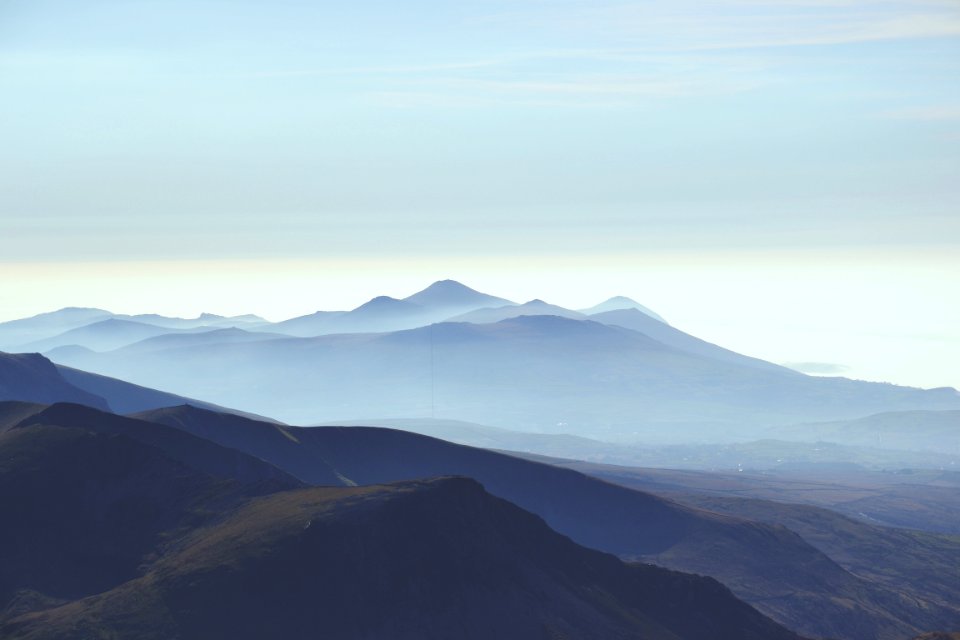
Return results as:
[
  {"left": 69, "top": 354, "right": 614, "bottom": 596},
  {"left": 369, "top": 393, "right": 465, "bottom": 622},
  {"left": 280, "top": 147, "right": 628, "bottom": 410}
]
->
[
  {"left": 43, "top": 312, "right": 960, "bottom": 435},
  {"left": 0, "top": 348, "right": 957, "bottom": 638},
  {"left": 0, "top": 400, "right": 805, "bottom": 640},
  {"left": 5, "top": 280, "right": 956, "bottom": 438},
  {"left": 0, "top": 351, "right": 275, "bottom": 419}
]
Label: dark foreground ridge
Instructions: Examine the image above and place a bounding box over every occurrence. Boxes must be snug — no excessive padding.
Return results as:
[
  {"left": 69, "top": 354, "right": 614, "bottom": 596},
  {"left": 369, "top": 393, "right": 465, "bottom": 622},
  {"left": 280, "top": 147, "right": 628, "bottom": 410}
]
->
[
  {"left": 0, "top": 402, "right": 804, "bottom": 640},
  {"left": 134, "top": 404, "right": 955, "bottom": 640}
]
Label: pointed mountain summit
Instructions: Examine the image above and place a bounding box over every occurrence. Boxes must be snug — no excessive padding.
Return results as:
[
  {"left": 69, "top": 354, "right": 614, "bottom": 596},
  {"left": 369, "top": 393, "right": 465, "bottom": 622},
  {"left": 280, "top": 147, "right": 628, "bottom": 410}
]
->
[
  {"left": 403, "top": 279, "right": 513, "bottom": 312},
  {"left": 271, "top": 281, "right": 515, "bottom": 337},
  {"left": 580, "top": 296, "right": 667, "bottom": 323}
]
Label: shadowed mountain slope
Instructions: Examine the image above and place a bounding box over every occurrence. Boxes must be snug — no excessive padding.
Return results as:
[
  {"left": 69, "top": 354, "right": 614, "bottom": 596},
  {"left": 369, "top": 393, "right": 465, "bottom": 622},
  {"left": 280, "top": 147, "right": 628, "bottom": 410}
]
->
[
  {"left": 0, "top": 350, "right": 280, "bottom": 419},
  {"left": 0, "top": 353, "right": 109, "bottom": 411},
  {"left": 14, "top": 404, "right": 300, "bottom": 492},
  {"left": 133, "top": 405, "right": 345, "bottom": 486},
  {"left": 0, "top": 410, "right": 299, "bottom": 616},
  {"left": 549, "top": 457, "right": 960, "bottom": 632},
  {"left": 0, "top": 402, "right": 806, "bottom": 640},
  {"left": 589, "top": 307, "right": 792, "bottom": 374},
  {"left": 2, "top": 478, "right": 805, "bottom": 640},
  {"left": 658, "top": 493, "right": 960, "bottom": 623},
  {"left": 136, "top": 404, "right": 942, "bottom": 639},
  {"left": 0, "top": 402, "right": 47, "bottom": 433}
]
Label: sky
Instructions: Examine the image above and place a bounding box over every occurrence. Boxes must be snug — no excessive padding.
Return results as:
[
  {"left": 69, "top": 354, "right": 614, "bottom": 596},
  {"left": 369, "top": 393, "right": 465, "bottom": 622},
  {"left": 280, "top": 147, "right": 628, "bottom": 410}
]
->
[{"left": 1, "top": 0, "right": 958, "bottom": 389}]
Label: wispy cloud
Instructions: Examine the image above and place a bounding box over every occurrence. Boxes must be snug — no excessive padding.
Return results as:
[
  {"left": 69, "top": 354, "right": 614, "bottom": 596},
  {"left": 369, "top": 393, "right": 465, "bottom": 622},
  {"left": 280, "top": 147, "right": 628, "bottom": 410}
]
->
[
  {"left": 880, "top": 105, "right": 960, "bottom": 121},
  {"left": 477, "top": 0, "right": 960, "bottom": 51}
]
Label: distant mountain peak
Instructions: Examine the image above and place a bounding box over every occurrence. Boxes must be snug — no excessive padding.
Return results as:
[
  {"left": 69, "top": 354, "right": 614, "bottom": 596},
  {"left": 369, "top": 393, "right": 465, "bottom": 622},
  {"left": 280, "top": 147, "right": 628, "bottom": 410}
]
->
[
  {"left": 404, "top": 280, "right": 512, "bottom": 309},
  {"left": 580, "top": 297, "right": 667, "bottom": 324},
  {"left": 424, "top": 278, "right": 470, "bottom": 290}
]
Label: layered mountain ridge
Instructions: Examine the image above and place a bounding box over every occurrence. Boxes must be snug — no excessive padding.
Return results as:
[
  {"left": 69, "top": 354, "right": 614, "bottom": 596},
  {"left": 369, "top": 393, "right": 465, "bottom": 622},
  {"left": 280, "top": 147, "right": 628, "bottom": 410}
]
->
[{"left": 0, "top": 401, "right": 805, "bottom": 640}]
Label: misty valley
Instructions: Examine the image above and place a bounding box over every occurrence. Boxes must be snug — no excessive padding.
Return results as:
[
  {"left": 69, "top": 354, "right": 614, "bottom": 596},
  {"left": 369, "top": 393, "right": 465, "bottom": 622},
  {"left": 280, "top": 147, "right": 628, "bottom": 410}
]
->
[{"left": 0, "top": 280, "right": 958, "bottom": 640}]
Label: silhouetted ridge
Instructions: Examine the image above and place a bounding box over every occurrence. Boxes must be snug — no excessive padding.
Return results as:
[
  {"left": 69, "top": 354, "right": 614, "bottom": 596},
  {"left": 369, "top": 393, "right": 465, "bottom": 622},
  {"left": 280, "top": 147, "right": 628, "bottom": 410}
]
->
[
  {"left": 133, "top": 405, "right": 918, "bottom": 639},
  {"left": 0, "top": 415, "right": 282, "bottom": 612},
  {"left": 3, "top": 477, "right": 806, "bottom": 640},
  {"left": 130, "top": 404, "right": 344, "bottom": 486},
  {"left": 55, "top": 362, "right": 280, "bottom": 419},
  {"left": 0, "top": 352, "right": 109, "bottom": 410},
  {"left": 17, "top": 403, "right": 300, "bottom": 493},
  {"left": 0, "top": 401, "right": 47, "bottom": 433}
]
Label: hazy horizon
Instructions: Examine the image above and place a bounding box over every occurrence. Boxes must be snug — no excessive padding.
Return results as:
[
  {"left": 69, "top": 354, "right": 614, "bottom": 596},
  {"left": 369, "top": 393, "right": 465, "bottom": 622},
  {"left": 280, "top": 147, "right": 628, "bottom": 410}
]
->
[
  {"left": 2, "top": 1, "right": 958, "bottom": 390},
  {"left": 2, "top": 252, "right": 958, "bottom": 392}
]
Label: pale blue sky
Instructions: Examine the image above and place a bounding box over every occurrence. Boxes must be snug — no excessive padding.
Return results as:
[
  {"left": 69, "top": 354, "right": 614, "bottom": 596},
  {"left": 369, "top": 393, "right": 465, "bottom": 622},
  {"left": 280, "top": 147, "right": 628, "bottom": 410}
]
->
[{"left": 1, "top": 0, "right": 959, "bottom": 388}]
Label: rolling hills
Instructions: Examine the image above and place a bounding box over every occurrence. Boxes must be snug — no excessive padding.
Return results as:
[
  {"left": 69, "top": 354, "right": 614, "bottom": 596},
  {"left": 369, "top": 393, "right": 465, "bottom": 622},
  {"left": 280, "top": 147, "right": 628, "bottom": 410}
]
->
[
  {"left": 0, "top": 402, "right": 805, "bottom": 640},
  {"left": 132, "top": 403, "right": 956, "bottom": 639},
  {"left": 49, "top": 313, "right": 960, "bottom": 434}
]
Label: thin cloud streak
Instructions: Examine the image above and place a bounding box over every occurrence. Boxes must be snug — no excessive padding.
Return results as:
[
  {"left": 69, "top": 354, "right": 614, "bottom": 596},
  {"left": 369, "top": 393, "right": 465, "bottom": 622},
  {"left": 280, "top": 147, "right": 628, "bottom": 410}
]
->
[
  {"left": 477, "top": 1, "right": 960, "bottom": 52},
  {"left": 880, "top": 105, "right": 960, "bottom": 120}
]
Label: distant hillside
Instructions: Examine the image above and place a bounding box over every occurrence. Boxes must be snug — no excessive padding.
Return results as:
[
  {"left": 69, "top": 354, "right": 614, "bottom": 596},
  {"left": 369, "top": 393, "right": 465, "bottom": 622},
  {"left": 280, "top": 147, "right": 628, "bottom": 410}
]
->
[
  {"left": 0, "top": 350, "right": 279, "bottom": 419},
  {"left": 0, "top": 353, "right": 108, "bottom": 410},
  {"left": 770, "top": 410, "right": 960, "bottom": 454},
  {"left": 552, "top": 460, "right": 960, "bottom": 536},
  {"left": 19, "top": 318, "right": 199, "bottom": 353},
  {"left": 271, "top": 280, "right": 514, "bottom": 337},
  {"left": 321, "top": 417, "right": 959, "bottom": 472},
  {"left": 589, "top": 307, "right": 791, "bottom": 374},
  {"left": 447, "top": 299, "right": 586, "bottom": 324},
  {"left": 51, "top": 315, "right": 960, "bottom": 433},
  {"left": 0, "top": 308, "right": 113, "bottom": 349},
  {"left": 0, "top": 308, "right": 264, "bottom": 350},
  {"left": 112, "top": 327, "right": 288, "bottom": 355}
]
